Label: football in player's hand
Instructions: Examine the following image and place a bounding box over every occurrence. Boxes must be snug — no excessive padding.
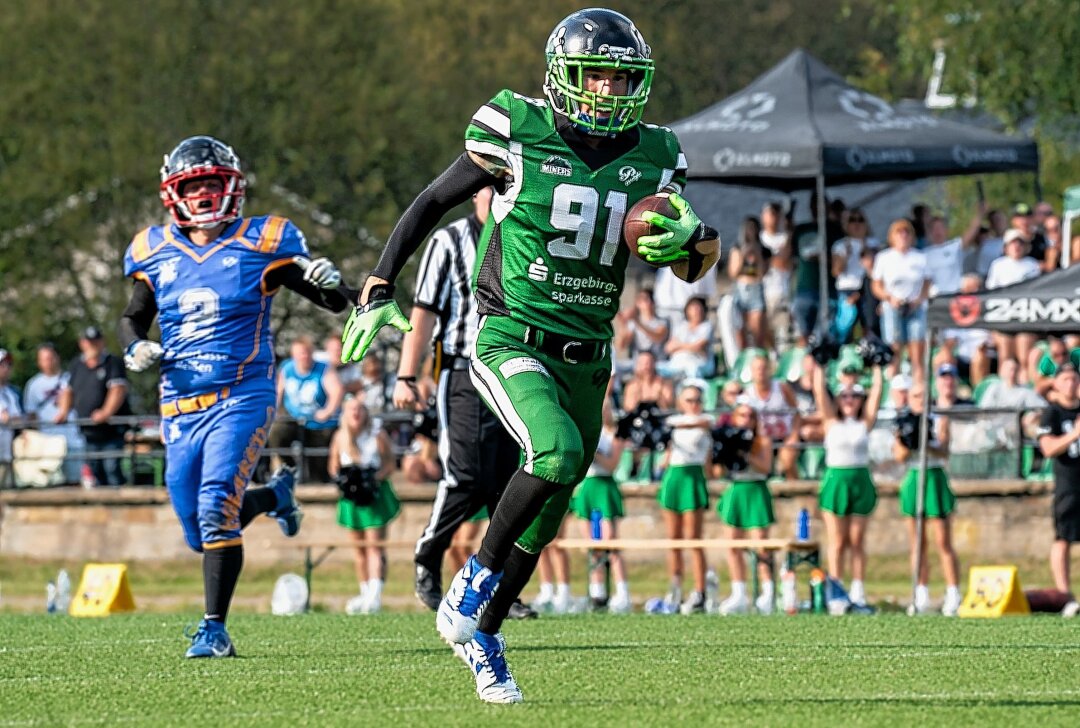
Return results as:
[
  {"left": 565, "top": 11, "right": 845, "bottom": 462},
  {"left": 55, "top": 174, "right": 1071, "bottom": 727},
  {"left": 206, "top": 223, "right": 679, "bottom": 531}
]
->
[
  {"left": 623, "top": 193, "right": 678, "bottom": 266},
  {"left": 623, "top": 193, "right": 720, "bottom": 283}
]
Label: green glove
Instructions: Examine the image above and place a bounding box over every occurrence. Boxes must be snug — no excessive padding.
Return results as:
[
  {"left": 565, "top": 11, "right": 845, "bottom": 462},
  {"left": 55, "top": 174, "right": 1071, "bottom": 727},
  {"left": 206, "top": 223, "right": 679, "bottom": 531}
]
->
[
  {"left": 637, "top": 192, "right": 703, "bottom": 265},
  {"left": 341, "top": 284, "right": 412, "bottom": 363}
]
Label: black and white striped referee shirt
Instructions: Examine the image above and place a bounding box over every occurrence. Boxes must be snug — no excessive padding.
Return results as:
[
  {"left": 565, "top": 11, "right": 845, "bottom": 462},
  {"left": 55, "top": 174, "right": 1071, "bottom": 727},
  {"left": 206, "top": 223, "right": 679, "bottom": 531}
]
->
[{"left": 413, "top": 215, "right": 482, "bottom": 358}]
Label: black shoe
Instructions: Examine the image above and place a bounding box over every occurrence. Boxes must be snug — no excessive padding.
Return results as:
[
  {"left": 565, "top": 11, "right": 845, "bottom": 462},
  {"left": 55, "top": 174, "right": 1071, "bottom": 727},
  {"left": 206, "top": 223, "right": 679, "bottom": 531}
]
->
[
  {"left": 506, "top": 599, "right": 538, "bottom": 620},
  {"left": 414, "top": 564, "right": 442, "bottom": 611}
]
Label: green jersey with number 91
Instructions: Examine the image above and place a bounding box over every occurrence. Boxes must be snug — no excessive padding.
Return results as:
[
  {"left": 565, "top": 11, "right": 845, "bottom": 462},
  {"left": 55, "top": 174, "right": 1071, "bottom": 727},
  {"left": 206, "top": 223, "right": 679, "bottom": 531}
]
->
[{"left": 466, "top": 89, "right": 688, "bottom": 341}]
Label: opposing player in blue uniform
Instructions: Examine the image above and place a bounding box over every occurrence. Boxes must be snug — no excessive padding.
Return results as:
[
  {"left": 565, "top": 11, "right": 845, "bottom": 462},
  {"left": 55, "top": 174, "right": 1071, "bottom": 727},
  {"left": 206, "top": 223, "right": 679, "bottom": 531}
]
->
[{"left": 119, "top": 136, "right": 355, "bottom": 658}]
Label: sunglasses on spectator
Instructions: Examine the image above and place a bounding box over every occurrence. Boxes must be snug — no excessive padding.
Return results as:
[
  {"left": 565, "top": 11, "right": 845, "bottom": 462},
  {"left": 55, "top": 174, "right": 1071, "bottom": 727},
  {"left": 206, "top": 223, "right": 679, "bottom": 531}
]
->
[{"left": 848, "top": 216, "right": 866, "bottom": 223}]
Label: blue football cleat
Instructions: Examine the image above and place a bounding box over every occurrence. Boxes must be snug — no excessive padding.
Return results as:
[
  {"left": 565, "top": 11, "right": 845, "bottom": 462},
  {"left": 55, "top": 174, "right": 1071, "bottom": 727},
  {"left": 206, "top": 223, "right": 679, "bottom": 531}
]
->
[
  {"left": 184, "top": 619, "right": 236, "bottom": 659},
  {"left": 267, "top": 466, "right": 303, "bottom": 537},
  {"left": 437, "top": 554, "right": 502, "bottom": 644}
]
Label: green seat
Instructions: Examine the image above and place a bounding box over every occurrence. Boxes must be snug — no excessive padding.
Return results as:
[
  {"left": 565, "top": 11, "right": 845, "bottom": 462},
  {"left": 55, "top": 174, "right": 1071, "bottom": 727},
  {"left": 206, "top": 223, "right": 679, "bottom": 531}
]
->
[
  {"left": 972, "top": 375, "right": 1000, "bottom": 405},
  {"left": 775, "top": 347, "right": 807, "bottom": 383},
  {"left": 703, "top": 377, "right": 726, "bottom": 411}
]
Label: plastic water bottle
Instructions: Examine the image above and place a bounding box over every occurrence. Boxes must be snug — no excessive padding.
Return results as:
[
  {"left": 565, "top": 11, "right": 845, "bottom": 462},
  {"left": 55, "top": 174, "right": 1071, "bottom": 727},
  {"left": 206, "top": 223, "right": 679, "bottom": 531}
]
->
[
  {"left": 796, "top": 508, "right": 810, "bottom": 542},
  {"left": 780, "top": 566, "right": 798, "bottom": 615},
  {"left": 56, "top": 570, "right": 71, "bottom": 613},
  {"left": 810, "top": 568, "right": 827, "bottom": 614},
  {"left": 590, "top": 509, "right": 603, "bottom": 540}
]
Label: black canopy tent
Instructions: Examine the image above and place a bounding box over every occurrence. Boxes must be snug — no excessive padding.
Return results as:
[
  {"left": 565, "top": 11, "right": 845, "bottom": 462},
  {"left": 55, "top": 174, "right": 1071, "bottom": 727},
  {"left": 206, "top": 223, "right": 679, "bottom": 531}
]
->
[
  {"left": 670, "top": 49, "right": 1040, "bottom": 611},
  {"left": 928, "top": 264, "right": 1080, "bottom": 333}
]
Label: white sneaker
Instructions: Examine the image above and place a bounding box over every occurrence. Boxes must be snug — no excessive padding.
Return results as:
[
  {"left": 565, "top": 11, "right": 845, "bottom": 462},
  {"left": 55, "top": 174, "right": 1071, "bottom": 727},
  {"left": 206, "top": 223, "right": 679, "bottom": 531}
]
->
[
  {"left": 1062, "top": 600, "right": 1080, "bottom": 618},
  {"left": 529, "top": 594, "right": 553, "bottom": 614},
  {"left": 459, "top": 632, "right": 523, "bottom": 704},
  {"left": 551, "top": 591, "right": 571, "bottom": 615},
  {"left": 608, "top": 592, "right": 632, "bottom": 614},
  {"left": 345, "top": 594, "right": 368, "bottom": 615},
  {"left": 755, "top": 592, "right": 775, "bottom": 615},
  {"left": 680, "top": 591, "right": 706, "bottom": 615},
  {"left": 942, "top": 590, "right": 962, "bottom": 617},
  {"left": 436, "top": 555, "right": 502, "bottom": 644},
  {"left": 719, "top": 594, "right": 749, "bottom": 615}
]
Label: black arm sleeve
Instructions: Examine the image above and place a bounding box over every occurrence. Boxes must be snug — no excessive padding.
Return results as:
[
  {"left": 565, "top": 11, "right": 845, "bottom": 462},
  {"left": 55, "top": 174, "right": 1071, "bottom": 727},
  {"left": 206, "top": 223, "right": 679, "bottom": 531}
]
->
[
  {"left": 118, "top": 279, "right": 158, "bottom": 350},
  {"left": 372, "top": 152, "right": 501, "bottom": 282},
  {"left": 267, "top": 263, "right": 357, "bottom": 313}
]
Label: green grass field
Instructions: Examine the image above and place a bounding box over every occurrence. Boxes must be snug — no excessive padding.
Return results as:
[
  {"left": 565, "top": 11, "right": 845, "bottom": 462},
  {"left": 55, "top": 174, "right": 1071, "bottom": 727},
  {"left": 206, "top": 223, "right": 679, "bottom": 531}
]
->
[{"left": 3, "top": 612, "right": 1079, "bottom": 727}]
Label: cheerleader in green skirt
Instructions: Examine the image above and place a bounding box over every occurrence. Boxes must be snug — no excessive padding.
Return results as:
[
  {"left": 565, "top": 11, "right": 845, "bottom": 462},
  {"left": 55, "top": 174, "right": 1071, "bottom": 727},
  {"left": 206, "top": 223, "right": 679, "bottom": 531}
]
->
[
  {"left": 659, "top": 383, "right": 713, "bottom": 613},
  {"left": 329, "top": 396, "right": 400, "bottom": 615},
  {"left": 894, "top": 379, "right": 961, "bottom": 616},
  {"left": 813, "top": 360, "right": 884, "bottom": 606},
  {"left": 712, "top": 403, "right": 775, "bottom": 614},
  {"left": 571, "top": 398, "right": 631, "bottom": 612}
]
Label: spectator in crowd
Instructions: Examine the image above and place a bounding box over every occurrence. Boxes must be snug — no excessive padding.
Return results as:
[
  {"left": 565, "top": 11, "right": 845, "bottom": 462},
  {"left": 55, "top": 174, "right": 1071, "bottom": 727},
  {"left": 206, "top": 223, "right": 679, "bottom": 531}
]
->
[
  {"left": 895, "top": 378, "right": 962, "bottom": 616},
  {"left": 727, "top": 216, "right": 770, "bottom": 349},
  {"left": 935, "top": 274, "right": 993, "bottom": 387},
  {"left": 813, "top": 356, "right": 884, "bottom": 607},
  {"left": 1011, "top": 203, "right": 1058, "bottom": 272},
  {"left": 934, "top": 363, "right": 971, "bottom": 407},
  {"left": 831, "top": 208, "right": 878, "bottom": 342},
  {"left": 0, "top": 349, "right": 23, "bottom": 487},
  {"left": 923, "top": 214, "right": 966, "bottom": 298},
  {"left": 713, "top": 402, "right": 775, "bottom": 615},
  {"left": 532, "top": 536, "right": 574, "bottom": 615},
  {"left": 615, "top": 288, "right": 669, "bottom": 364},
  {"left": 971, "top": 207, "right": 1008, "bottom": 277},
  {"left": 720, "top": 379, "right": 744, "bottom": 410},
  {"left": 22, "top": 343, "right": 82, "bottom": 482},
  {"left": 653, "top": 258, "right": 717, "bottom": 327},
  {"left": 872, "top": 219, "right": 931, "bottom": 383},
  {"left": 320, "top": 334, "right": 363, "bottom": 396},
  {"left": 400, "top": 424, "right": 441, "bottom": 484},
  {"left": 987, "top": 230, "right": 1041, "bottom": 382},
  {"left": 1044, "top": 214, "right": 1063, "bottom": 265},
  {"left": 658, "top": 383, "right": 713, "bottom": 614},
  {"left": 979, "top": 357, "right": 1045, "bottom": 441},
  {"left": 328, "top": 396, "right": 399, "bottom": 615},
  {"left": 661, "top": 296, "right": 714, "bottom": 380},
  {"left": 570, "top": 399, "right": 631, "bottom": 613},
  {"left": 856, "top": 246, "right": 883, "bottom": 338},
  {"left": 881, "top": 373, "right": 911, "bottom": 419},
  {"left": 56, "top": 327, "right": 130, "bottom": 486},
  {"left": 269, "top": 335, "right": 343, "bottom": 482},
  {"left": 1033, "top": 337, "right": 1080, "bottom": 398},
  {"left": 622, "top": 351, "right": 675, "bottom": 412},
  {"left": 359, "top": 356, "right": 388, "bottom": 414},
  {"left": 790, "top": 354, "right": 825, "bottom": 444},
  {"left": 760, "top": 201, "right": 792, "bottom": 349},
  {"left": 1034, "top": 200, "right": 1055, "bottom": 230},
  {"left": 744, "top": 351, "right": 799, "bottom": 480},
  {"left": 787, "top": 194, "right": 842, "bottom": 347},
  {"left": 1036, "top": 363, "right": 1080, "bottom": 615}
]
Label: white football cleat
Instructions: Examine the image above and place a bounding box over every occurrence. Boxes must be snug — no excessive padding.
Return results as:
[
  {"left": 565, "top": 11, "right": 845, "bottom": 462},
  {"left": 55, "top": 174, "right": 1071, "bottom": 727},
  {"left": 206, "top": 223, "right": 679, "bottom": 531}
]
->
[
  {"left": 436, "top": 555, "right": 502, "bottom": 644},
  {"left": 458, "top": 632, "right": 523, "bottom": 704}
]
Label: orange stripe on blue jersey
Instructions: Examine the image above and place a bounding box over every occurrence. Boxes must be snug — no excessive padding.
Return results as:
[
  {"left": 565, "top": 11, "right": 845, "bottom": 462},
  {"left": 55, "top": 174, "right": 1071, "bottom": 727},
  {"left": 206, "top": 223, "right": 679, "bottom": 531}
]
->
[
  {"left": 132, "top": 271, "right": 155, "bottom": 291},
  {"left": 235, "top": 293, "right": 269, "bottom": 384},
  {"left": 129, "top": 228, "right": 154, "bottom": 263},
  {"left": 257, "top": 216, "right": 288, "bottom": 253},
  {"left": 260, "top": 258, "right": 296, "bottom": 296}
]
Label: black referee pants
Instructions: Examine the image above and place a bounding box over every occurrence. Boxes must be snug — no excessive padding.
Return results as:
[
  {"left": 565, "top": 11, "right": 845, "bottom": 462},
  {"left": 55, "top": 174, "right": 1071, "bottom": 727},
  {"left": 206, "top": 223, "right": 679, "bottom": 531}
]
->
[{"left": 414, "top": 365, "right": 520, "bottom": 573}]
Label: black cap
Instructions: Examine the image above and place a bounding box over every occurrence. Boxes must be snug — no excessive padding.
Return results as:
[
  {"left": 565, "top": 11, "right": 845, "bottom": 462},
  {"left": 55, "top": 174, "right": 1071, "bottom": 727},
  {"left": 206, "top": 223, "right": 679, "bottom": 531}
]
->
[{"left": 81, "top": 326, "right": 103, "bottom": 341}]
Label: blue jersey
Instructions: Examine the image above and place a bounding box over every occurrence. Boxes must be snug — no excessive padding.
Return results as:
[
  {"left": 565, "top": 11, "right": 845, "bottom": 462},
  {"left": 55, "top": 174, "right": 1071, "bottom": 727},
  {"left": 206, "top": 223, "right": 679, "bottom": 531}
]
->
[
  {"left": 280, "top": 359, "right": 337, "bottom": 430},
  {"left": 123, "top": 215, "right": 309, "bottom": 402}
]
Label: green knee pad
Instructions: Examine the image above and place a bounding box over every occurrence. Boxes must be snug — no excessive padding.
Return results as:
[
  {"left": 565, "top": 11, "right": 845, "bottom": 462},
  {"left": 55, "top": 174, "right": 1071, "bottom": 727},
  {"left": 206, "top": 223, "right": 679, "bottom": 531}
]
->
[{"left": 515, "top": 486, "right": 574, "bottom": 554}]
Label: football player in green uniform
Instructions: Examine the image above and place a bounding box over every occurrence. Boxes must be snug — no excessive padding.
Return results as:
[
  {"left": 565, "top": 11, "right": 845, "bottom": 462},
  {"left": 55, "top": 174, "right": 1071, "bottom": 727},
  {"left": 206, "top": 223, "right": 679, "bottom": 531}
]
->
[{"left": 341, "top": 8, "right": 718, "bottom": 703}]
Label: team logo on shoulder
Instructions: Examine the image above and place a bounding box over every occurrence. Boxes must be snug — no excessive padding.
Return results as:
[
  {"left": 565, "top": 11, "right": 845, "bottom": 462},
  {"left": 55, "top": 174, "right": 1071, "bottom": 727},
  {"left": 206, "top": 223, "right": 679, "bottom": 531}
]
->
[
  {"left": 222, "top": 255, "right": 239, "bottom": 268},
  {"left": 527, "top": 257, "right": 549, "bottom": 282},
  {"left": 618, "top": 165, "right": 642, "bottom": 185},
  {"left": 541, "top": 155, "right": 573, "bottom": 177},
  {"left": 159, "top": 258, "right": 180, "bottom": 285}
]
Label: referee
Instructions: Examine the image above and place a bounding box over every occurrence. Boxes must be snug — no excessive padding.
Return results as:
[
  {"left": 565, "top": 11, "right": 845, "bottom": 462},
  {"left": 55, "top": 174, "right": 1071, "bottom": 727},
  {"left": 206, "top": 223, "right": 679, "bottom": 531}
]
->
[
  {"left": 393, "top": 188, "right": 529, "bottom": 616},
  {"left": 1037, "top": 361, "right": 1080, "bottom": 615}
]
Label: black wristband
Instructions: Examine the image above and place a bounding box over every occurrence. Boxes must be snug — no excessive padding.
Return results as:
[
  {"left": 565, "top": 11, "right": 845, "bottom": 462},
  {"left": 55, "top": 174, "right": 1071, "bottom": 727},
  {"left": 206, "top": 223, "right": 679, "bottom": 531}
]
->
[
  {"left": 692, "top": 222, "right": 719, "bottom": 243},
  {"left": 396, "top": 375, "right": 417, "bottom": 383}
]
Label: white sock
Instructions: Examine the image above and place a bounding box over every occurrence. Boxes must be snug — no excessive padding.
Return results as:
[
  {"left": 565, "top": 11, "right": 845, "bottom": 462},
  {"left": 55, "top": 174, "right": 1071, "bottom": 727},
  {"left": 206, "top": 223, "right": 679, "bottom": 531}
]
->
[
  {"left": 915, "top": 584, "right": 930, "bottom": 607},
  {"left": 538, "top": 582, "right": 554, "bottom": 601},
  {"left": 614, "top": 581, "right": 630, "bottom": 598},
  {"left": 849, "top": 579, "right": 865, "bottom": 603},
  {"left": 731, "top": 581, "right": 747, "bottom": 600},
  {"left": 359, "top": 581, "right": 369, "bottom": 598},
  {"left": 555, "top": 582, "right": 571, "bottom": 600},
  {"left": 760, "top": 580, "right": 775, "bottom": 599},
  {"left": 366, "top": 579, "right": 383, "bottom": 600},
  {"left": 588, "top": 581, "right": 607, "bottom": 600}
]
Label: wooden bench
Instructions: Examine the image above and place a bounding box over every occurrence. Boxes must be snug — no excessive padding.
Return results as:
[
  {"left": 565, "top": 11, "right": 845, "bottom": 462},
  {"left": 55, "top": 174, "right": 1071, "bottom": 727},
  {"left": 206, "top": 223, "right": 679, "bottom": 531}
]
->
[{"left": 265, "top": 537, "right": 820, "bottom": 611}]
